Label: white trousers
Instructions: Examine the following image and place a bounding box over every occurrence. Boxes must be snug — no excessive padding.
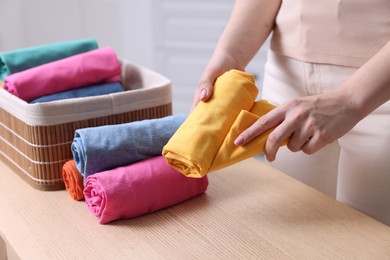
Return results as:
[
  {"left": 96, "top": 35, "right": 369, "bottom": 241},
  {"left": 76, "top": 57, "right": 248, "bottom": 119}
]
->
[{"left": 261, "top": 50, "right": 390, "bottom": 226}]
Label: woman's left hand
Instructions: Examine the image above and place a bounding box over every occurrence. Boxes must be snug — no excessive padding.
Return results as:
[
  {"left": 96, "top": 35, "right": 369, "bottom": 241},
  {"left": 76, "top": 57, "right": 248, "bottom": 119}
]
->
[{"left": 234, "top": 89, "right": 361, "bottom": 161}]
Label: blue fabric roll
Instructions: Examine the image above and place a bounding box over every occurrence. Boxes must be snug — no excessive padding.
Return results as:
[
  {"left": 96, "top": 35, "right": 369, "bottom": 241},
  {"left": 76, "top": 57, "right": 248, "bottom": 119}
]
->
[
  {"left": 29, "top": 82, "right": 124, "bottom": 103},
  {"left": 71, "top": 114, "right": 187, "bottom": 181}
]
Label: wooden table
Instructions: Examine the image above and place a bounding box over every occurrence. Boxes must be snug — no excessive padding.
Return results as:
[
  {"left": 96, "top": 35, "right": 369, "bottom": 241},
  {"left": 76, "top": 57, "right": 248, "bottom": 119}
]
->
[{"left": 0, "top": 158, "right": 389, "bottom": 260}]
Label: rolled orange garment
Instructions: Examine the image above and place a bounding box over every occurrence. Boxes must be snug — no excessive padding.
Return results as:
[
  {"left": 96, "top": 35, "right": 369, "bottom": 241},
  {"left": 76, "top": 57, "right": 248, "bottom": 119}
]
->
[
  {"left": 162, "top": 69, "right": 286, "bottom": 178},
  {"left": 62, "top": 160, "right": 85, "bottom": 201}
]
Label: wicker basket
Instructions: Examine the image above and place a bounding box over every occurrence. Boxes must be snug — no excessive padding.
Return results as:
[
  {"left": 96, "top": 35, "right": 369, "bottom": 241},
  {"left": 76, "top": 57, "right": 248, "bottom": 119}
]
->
[{"left": 0, "top": 59, "right": 172, "bottom": 191}]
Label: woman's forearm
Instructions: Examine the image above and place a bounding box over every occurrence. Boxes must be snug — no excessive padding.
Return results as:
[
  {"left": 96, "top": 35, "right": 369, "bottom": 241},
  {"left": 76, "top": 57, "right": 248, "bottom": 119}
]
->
[
  {"left": 211, "top": 0, "right": 281, "bottom": 69},
  {"left": 193, "top": 0, "right": 281, "bottom": 107},
  {"left": 340, "top": 40, "right": 390, "bottom": 119}
]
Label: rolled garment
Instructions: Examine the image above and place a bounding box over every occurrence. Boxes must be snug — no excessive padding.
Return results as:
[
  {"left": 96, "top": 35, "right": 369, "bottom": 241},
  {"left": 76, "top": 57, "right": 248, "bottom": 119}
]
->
[
  {"left": 84, "top": 156, "right": 209, "bottom": 224},
  {"left": 162, "top": 69, "right": 285, "bottom": 178},
  {"left": 0, "top": 38, "right": 98, "bottom": 81},
  {"left": 62, "top": 160, "right": 84, "bottom": 201},
  {"left": 3, "top": 47, "right": 121, "bottom": 102},
  {"left": 30, "top": 82, "right": 124, "bottom": 103},
  {"left": 209, "top": 101, "right": 278, "bottom": 172},
  {"left": 72, "top": 114, "right": 187, "bottom": 181}
]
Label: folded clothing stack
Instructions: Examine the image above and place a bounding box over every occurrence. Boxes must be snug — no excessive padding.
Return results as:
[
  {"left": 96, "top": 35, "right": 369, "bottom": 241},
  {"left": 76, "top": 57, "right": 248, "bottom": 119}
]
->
[
  {"left": 0, "top": 38, "right": 98, "bottom": 80},
  {"left": 71, "top": 114, "right": 188, "bottom": 181},
  {"left": 65, "top": 114, "right": 208, "bottom": 224},
  {"left": 1, "top": 39, "right": 124, "bottom": 103}
]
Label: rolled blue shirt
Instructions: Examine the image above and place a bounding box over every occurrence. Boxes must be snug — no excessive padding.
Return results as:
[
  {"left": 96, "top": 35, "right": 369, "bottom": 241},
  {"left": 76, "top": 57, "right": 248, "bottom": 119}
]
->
[
  {"left": 30, "top": 82, "right": 123, "bottom": 103},
  {"left": 71, "top": 114, "right": 187, "bottom": 182}
]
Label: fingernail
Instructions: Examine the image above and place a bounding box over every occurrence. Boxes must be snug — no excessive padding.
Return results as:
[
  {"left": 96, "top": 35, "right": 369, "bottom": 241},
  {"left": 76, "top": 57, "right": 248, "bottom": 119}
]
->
[
  {"left": 200, "top": 89, "right": 207, "bottom": 100},
  {"left": 234, "top": 135, "right": 244, "bottom": 146},
  {"left": 266, "top": 156, "right": 274, "bottom": 162}
]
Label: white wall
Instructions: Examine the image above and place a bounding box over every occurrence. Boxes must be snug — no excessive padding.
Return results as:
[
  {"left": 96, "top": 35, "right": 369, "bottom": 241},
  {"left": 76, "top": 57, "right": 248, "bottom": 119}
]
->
[
  {"left": 0, "top": 0, "right": 24, "bottom": 51},
  {"left": 0, "top": 0, "right": 268, "bottom": 114}
]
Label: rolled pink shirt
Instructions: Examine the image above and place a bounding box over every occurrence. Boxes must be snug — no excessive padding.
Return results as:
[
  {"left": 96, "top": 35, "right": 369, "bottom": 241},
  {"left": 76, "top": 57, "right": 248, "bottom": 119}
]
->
[
  {"left": 3, "top": 47, "right": 121, "bottom": 102},
  {"left": 84, "top": 156, "right": 209, "bottom": 224}
]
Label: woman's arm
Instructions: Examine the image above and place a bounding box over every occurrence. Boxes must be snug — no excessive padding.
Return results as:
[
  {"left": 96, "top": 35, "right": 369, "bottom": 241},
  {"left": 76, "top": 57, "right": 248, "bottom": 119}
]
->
[
  {"left": 192, "top": 0, "right": 281, "bottom": 109},
  {"left": 235, "top": 40, "right": 390, "bottom": 161},
  {"left": 345, "top": 40, "right": 390, "bottom": 117}
]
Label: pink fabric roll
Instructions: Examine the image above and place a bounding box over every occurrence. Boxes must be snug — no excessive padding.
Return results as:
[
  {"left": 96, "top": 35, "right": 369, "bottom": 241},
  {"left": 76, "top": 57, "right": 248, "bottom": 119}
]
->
[
  {"left": 3, "top": 47, "right": 121, "bottom": 102},
  {"left": 84, "top": 156, "right": 209, "bottom": 224}
]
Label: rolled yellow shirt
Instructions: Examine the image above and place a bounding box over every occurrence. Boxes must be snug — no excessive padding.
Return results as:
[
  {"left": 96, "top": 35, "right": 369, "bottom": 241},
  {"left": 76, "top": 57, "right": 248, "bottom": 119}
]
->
[
  {"left": 162, "top": 69, "right": 284, "bottom": 178},
  {"left": 209, "top": 100, "right": 276, "bottom": 173}
]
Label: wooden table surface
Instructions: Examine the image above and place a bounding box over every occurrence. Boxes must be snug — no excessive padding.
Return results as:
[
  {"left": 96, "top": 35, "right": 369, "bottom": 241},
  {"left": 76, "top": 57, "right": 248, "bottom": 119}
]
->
[{"left": 0, "top": 158, "right": 389, "bottom": 260}]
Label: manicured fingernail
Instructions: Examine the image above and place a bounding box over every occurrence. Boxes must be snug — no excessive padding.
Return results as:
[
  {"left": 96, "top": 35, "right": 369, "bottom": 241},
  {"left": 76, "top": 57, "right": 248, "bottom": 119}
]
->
[
  {"left": 234, "top": 135, "right": 244, "bottom": 146},
  {"left": 266, "top": 155, "right": 275, "bottom": 162},
  {"left": 200, "top": 89, "right": 207, "bottom": 100}
]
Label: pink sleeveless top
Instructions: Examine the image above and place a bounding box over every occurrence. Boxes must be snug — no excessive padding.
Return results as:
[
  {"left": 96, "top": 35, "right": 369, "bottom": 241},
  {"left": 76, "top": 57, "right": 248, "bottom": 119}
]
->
[{"left": 270, "top": 0, "right": 390, "bottom": 67}]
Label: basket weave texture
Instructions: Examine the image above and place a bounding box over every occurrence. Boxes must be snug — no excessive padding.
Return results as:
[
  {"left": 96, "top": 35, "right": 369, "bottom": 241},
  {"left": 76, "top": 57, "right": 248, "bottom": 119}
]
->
[{"left": 0, "top": 60, "right": 172, "bottom": 191}]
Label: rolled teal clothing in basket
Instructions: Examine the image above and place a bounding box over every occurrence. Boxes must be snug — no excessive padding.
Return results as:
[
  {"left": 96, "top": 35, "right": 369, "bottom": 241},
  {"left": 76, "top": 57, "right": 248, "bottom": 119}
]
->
[
  {"left": 71, "top": 114, "right": 187, "bottom": 182},
  {"left": 0, "top": 38, "right": 98, "bottom": 81},
  {"left": 29, "top": 82, "right": 124, "bottom": 103}
]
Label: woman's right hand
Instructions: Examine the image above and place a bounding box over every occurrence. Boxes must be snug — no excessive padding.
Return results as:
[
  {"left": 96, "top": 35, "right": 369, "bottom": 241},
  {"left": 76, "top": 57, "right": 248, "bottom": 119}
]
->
[
  {"left": 191, "top": 52, "right": 244, "bottom": 110},
  {"left": 190, "top": 0, "right": 281, "bottom": 111}
]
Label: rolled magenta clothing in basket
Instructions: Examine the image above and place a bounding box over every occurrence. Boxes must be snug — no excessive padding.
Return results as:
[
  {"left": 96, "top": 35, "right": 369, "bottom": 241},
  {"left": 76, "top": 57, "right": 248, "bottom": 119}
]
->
[
  {"left": 84, "top": 156, "right": 209, "bottom": 224},
  {"left": 0, "top": 38, "right": 98, "bottom": 81},
  {"left": 72, "top": 114, "right": 187, "bottom": 181},
  {"left": 62, "top": 160, "right": 84, "bottom": 201},
  {"left": 3, "top": 46, "right": 121, "bottom": 102},
  {"left": 162, "top": 69, "right": 286, "bottom": 178}
]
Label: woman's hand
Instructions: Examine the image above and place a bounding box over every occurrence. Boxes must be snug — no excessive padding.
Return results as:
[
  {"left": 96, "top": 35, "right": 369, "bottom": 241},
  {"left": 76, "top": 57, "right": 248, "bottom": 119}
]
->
[
  {"left": 191, "top": 52, "right": 244, "bottom": 110},
  {"left": 234, "top": 89, "right": 362, "bottom": 161},
  {"left": 191, "top": 0, "right": 281, "bottom": 111},
  {"left": 234, "top": 40, "right": 390, "bottom": 161}
]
